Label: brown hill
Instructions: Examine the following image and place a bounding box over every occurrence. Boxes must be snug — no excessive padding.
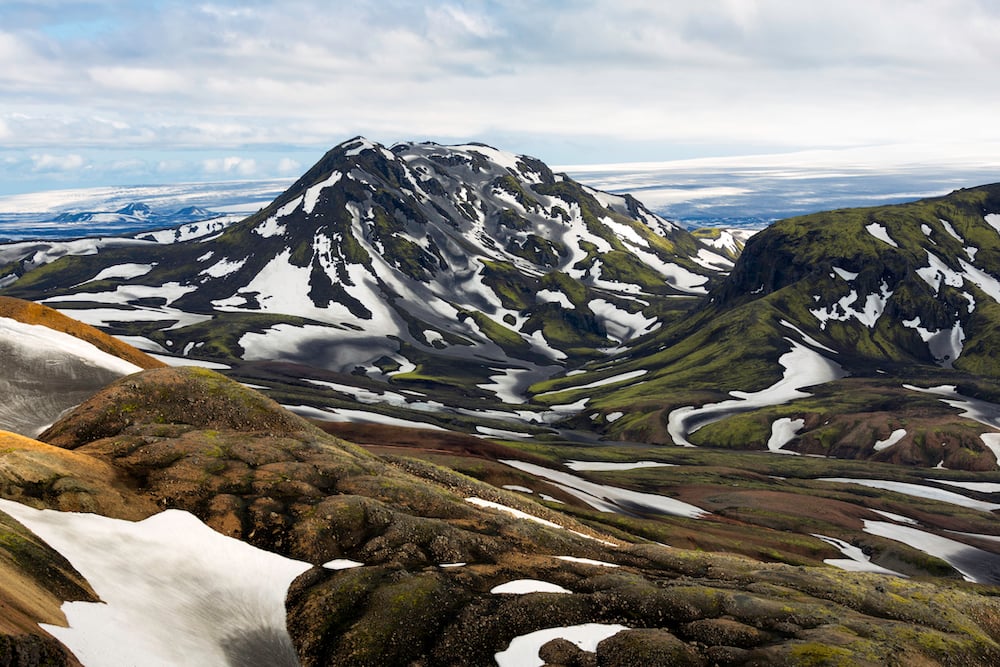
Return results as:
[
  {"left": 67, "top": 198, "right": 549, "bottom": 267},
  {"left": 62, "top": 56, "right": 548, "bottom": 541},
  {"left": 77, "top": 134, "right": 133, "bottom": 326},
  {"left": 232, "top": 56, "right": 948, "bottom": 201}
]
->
[
  {"left": 0, "top": 296, "right": 164, "bottom": 370},
  {"left": 0, "top": 368, "right": 992, "bottom": 666}
]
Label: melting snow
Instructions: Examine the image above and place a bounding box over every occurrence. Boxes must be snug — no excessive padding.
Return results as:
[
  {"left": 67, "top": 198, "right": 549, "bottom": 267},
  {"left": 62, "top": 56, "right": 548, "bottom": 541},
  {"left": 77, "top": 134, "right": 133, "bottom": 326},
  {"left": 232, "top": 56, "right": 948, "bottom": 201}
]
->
[
  {"left": 303, "top": 171, "right": 342, "bottom": 214},
  {"left": 588, "top": 299, "right": 658, "bottom": 342},
  {"left": 902, "top": 318, "right": 964, "bottom": 367},
  {"left": 490, "top": 580, "right": 571, "bottom": 595},
  {"left": 87, "top": 263, "right": 155, "bottom": 283},
  {"left": 602, "top": 218, "right": 648, "bottom": 248},
  {"left": 477, "top": 426, "right": 532, "bottom": 439},
  {"left": 501, "top": 459, "right": 707, "bottom": 519},
  {"left": 322, "top": 559, "right": 364, "bottom": 570},
  {"left": 939, "top": 218, "right": 963, "bottom": 241},
  {"left": 865, "top": 222, "right": 898, "bottom": 247},
  {"left": 536, "top": 289, "right": 574, "bottom": 309},
  {"left": 904, "top": 384, "right": 1000, "bottom": 465},
  {"left": 465, "top": 497, "right": 563, "bottom": 530},
  {"left": 810, "top": 281, "right": 893, "bottom": 329},
  {"left": 564, "top": 460, "right": 673, "bottom": 472},
  {"left": 0, "top": 500, "right": 309, "bottom": 667},
  {"left": 818, "top": 478, "right": 1000, "bottom": 512},
  {"left": 538, "top": 369, "right": 647, "bottom": 397},
  {"left": 668, "top": 340, "right": 844, "bottom": 447},
  {"left": 494, "top": 623, "right": 629, "bottom": 667},
  {"left": 832, "top": 266, "right": 858, "bottom": 281},
  {"left": 779, "top": 320, "right": 837, "bottom": 353},
  {"left": 811, "top": 534, "right": 906, "bottom": 577},
  {"left": 285, "top": 404, "right": 447, "bottom": 431},
  {"left": 985, "top": 213, "right": 1000, "bottom": 235},
  {"left": 870, "top": 509, "right": 918, "bottom": 525},
  {"left": 873, "top": 428, "right": 907, "bottom": 451},
  {"left": 0, "top": 317, "right": 142, "bottom": 378},
  {"left": 767, "top": 418, "right": 805, "bottom": 454},
  {"left": 958, "top": 257, "right": 1000, "bottom": 302},
  {"left": 555, "top": 556, "right": 619, "bottom": 568},
  {"left": 45, "top": 282, "right": 196, "bottom": 308},
  {"left": 200, "top": 258, "right": 247, "bottom": 279},
  {"left": 862, "top": 520, "right": 1000, "bottom": 585},
  {"left": 930, "top": 479, "right": 1000, "bottom": 493}
]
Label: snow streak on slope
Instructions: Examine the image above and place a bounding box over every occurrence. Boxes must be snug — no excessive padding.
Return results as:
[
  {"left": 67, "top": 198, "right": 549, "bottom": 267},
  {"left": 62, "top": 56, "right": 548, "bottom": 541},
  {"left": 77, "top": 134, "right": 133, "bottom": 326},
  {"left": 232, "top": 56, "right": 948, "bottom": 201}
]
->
[
  {"left": 0, "top": 500, "right": 311, "bottom": 667},
  {"left": 667, "top": 340, "right": 845, "bottom": 447},
  {"left": 500, "top": 459, "right": 707, "bottom": 518},
  {"left": 904, "top": 384, "right": 1000, "bottom": 465}
]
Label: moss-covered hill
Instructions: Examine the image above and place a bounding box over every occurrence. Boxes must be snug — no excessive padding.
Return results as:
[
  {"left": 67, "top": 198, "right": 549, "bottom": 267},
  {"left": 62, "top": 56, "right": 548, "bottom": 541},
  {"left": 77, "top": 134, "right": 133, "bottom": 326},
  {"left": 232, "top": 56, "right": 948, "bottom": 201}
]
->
[
  {"left": 540, "top": 184, "right": 1000, "bottom": 468},
  {"left": 0, "top": 369, "right": 998, "bottom": 665}
]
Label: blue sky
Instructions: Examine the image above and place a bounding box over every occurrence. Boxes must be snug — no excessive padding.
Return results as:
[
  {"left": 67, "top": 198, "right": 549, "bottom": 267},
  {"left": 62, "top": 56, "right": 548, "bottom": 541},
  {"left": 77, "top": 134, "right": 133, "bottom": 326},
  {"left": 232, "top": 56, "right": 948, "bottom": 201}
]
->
[{"left": 2, "top": 0, "right": 1000, "bottom": 195}]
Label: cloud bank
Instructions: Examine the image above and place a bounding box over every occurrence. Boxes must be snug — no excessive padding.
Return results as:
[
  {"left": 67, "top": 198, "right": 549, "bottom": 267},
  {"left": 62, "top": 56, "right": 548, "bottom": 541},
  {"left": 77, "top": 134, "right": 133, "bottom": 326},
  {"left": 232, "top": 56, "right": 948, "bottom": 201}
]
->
[{"left": 1, "top": 1, "right": 999, "bottom": 192}]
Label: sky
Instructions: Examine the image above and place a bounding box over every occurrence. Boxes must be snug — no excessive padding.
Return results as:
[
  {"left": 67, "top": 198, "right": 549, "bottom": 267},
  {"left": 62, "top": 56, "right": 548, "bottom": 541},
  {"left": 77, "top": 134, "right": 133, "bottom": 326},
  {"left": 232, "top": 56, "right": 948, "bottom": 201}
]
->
[{"left": 2, "top": 0, "right": 1000, "bottom": 195}]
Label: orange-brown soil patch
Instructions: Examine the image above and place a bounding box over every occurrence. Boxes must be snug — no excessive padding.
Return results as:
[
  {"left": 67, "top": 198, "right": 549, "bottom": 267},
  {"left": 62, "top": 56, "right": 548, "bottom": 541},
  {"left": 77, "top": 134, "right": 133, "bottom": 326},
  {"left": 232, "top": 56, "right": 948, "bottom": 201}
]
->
[{"left": 0, "top": 296, "right": 164, "bottom": 370}]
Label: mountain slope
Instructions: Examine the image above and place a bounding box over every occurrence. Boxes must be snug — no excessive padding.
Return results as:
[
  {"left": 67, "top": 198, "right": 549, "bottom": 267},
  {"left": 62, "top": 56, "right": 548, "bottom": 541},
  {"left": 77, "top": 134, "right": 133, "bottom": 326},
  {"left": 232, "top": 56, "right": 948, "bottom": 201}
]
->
[
  {"left": 1, "top": 139, "right": 729, "bottom": 396},
  {"left": 561, "top": 184, "right": 1000, "bottom": 468},
  {"left": 0, "top": 297, "right": 164, "bottom": 437}
]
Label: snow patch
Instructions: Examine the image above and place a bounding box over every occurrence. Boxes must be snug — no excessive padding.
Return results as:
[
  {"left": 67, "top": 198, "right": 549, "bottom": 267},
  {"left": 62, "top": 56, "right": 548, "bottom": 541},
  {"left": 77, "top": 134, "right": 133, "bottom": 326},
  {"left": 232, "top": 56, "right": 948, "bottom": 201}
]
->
[
  {"left": 812, "top": 533, "right": 906, "bottom": 577},
  {"left": 0, "top": 317, "right": 141, "bottom": 377},
  {"left": 465, "top": 497, "right": 563, "bottom": 530},
  {"left": 86, "top": 263, "right": 155, "bottom": 283},
  {"left": 555, "top": 556, "right": 619, "bottom": 568},
  {"left": 536, "top": 289, "right": 574, "bottom": 309},
  {"left": 810, "top": 281, "right": 893, "bottom": 330},
  {"left": 564, "top": 460, "right": 673, "bottom": 472},
  {"left": 832, "top": 266, "right": 858, "bottom": 281},
  {"left": 984, "top": 213, "right": 1000, "bottom": 235},
  {"left": 819, "top": 478, "right": 1000, "bottom": 512},
  {"left": 501, "top": 459, "right": 707, "bottom": 519},
  {"left": 865, "top": 222, "right": 898, "bottom": 247},
  {"left": 767, "top": 418, "right": 805, "bottom": 454},
  {"left": 873, "top": 428, "right": 907, "bottom": 451},
  {"left": 862, "top": 520, "right": 1000, "bottom": 585},
  {"left": 668, "top": 340, "right": 844, "bottom": 447},
  {"left": 494, "top": 623, "right": 629, "bottom": 667},
  {"left": 200, "top": 257, "right": 247, "bottom": 278},
  {"left": 490, "top": 580, "right": 571, "bottom": 595},
  {"left": 322, "top": 559, "right": 364, "bottom": 570},
  {"left": 0, "top": 500, "right": 309, "bottom": 667}
]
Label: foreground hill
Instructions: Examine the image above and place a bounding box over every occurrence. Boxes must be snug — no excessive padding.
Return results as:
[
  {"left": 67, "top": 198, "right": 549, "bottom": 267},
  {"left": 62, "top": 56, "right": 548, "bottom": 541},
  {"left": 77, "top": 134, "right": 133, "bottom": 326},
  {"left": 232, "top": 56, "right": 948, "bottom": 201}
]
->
[
  {"left": 0, "top": 296, "right": 164, "bottom": 437},
  {"left": 0, "top": 368, "right": 997, "bottom": 665}
]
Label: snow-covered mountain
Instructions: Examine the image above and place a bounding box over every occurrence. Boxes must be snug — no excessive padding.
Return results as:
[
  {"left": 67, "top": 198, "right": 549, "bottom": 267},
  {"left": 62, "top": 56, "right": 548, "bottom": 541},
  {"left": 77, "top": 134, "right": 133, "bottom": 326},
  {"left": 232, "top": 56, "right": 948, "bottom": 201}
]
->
[{"left": 0, "top": 138, "right": 730, "bottom": 395}]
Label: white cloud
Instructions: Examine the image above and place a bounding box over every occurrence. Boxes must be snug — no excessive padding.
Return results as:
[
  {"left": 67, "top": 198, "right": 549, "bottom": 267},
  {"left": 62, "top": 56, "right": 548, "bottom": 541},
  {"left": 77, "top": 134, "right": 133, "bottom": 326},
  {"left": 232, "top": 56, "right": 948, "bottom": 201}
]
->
[
  {"left": 3, "top": 0, "right": 1000, "bottom": 190},
  {"left": 203, "top": 156, "right": 258, "bottom": 176},
  {"left": 31, "top": 153, "right": 86, "bottom": 172},
  {"left": 87, "top": 66, "right": 187, "bottom": 94},
  {"left": 277, "top": 157, "right": 301, "bottom": 174}
]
